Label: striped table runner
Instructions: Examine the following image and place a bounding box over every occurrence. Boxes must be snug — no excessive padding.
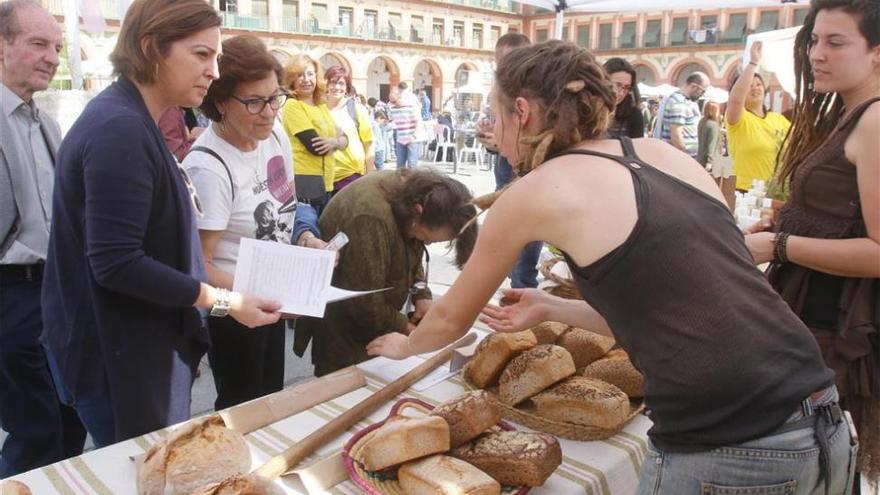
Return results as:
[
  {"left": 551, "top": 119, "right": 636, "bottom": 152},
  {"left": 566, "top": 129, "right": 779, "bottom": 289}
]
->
[{"left": 6, "top": 364, "right": 651, "bottom": 494}]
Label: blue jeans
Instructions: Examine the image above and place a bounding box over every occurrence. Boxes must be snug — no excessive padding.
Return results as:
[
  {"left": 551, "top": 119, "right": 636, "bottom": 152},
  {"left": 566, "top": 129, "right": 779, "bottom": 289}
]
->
[
  {"left": 493, "top": 154, "right": 515, "bottom": 191},
  {"left": 395, "top": 141, "right": 421, "bottom": 168},
  {"left": 510, "top": 240, "right": 542, "bottom": 288},
  {"left": 0, "top": 267, "right": 85, "bottom": 476},
  {"left": 636, "top": 388, "right": 858, "bottom": 495},
  {"left": 375, "top": 150, "right": 386, "bottom": 170}
]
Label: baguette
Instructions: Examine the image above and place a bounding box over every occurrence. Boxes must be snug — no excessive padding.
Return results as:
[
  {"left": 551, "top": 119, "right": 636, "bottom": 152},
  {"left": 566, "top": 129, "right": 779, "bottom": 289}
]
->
[
  {"left": 398, "top": 455, "right": 501, "bottom": 495},
  {"left": 463, "top": 331, "right": 537, "bottom": 388},
  {"left": 360, "top": 416, "right": 450, "bottom": 471},
  {"left": 556, "top": 328, "right": 616, "bottom": 368},
  {"left": 431, "top": 390, "right": 502, "bottom": 447},
  {"left": 498, "top": 345, "right": 576, "bottom": 405},
  {"left": 451, "top": 431, "right": 561, "bottom": 487},
  {"left": 580, "top": 351, "right": 644, "bottom": 398},
  {"left": 531, "top": 377, "right": 630, "bottom": 429}
]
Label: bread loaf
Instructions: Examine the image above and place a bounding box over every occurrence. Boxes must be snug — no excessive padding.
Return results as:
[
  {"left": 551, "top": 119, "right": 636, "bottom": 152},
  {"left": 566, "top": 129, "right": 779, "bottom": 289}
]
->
[
  {"left": 451, "top": 431, "right": 561, "bottom": 487},
  {"left": 463, "top": 331, "right": 537, "bottom": 388},
  {"left": 398, "top": 455, "right": 501, "bottom": 495},
  {"left": 498, "top": 345, "right": 576, "bottom": 405},
  {"left": 580, "top": 351, "right": 644, "bottom": 398},
  {"left": 0, "top": 480, "right": 32, "bottom": 495},
  {"left": 360, "top": 416, "right": 450, "bottom": 471},
  {"left": 556, "top": 328, "right": 615, "bottom": 368},
  {"left": 190, "top": 474, "right": 285, "bottom": 495},
  {"left": 431, "top": 390, "right": 502, "bottom": 447},
  {"left": 528, "top": 321, "right": 569, "bottom": 345},
  {"left": 137, "top": 415, "right": 251, "bottom": 495},
  {"left": 531, "top": 377, "right": 630, "bottom": 429}
]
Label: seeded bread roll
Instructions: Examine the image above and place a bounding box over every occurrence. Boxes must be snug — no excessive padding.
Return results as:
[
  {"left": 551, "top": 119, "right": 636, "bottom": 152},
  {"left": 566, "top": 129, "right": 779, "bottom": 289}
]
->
[
  {"left": 398, "top": 455, "right": 501, "bottom": 495},
  {"left": 556, "top": 328, "right": 616, "bottom": 368},
  {"left": 528, "top": 321, "right": 570, "bottom": 345},
  {"left": 360, "top": 416, "right": 450, "bottom": 471},
  {"left": 431, "top": 390, "right": 502, "bottom": 447},
  {"left": 137, "top": 415, "right": 251, "bottom": 495},
  {"left": 498, "top": 345, "right": 576, "bottom": 405},
  {"left": 190, "top": 474, "right": 285, "bottom": 495},
  {"left": 580, "top": 351, "right": 644, "bottom": 398},
  {"left": 532, "top": 377, "right": 630, "bottom": 429},
  {"left": 0, "top": 480, "right": 32, "bottom": 495},
  {"left": 463, "top": 331, "right": 538, "bottom": 388},
  {"left": 451, "top": 431, "right": 562, "bottom": 487}
]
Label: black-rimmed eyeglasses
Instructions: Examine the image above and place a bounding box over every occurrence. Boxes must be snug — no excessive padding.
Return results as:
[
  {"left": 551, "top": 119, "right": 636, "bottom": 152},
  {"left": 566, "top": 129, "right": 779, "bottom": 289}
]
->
[{"left": 231, "top": 92, "right": 289, "bottom": 115}]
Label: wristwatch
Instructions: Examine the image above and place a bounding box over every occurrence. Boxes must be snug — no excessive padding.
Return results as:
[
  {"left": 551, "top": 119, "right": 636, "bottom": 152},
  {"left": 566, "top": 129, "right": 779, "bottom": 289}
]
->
[{"left": 210, "top": 287, "right": 231, "bottom": 317}]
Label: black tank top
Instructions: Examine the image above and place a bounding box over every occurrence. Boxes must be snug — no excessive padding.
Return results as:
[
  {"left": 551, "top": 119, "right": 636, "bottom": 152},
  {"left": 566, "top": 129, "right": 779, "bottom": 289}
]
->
[{"left": 558, "top": 137, "right": 834, "bottom": 451}]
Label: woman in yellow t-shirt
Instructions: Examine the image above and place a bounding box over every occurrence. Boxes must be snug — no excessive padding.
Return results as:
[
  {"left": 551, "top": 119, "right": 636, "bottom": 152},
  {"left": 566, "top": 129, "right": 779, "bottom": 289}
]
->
[
  {"left": 725, "top": 42, "right": 791, "bottom": 192},
  {"left": 324, "top": 64, "right": 374, "bottom": 193},
  {"left": 281, "top": 54, "right": 347, "bottom": 212}
]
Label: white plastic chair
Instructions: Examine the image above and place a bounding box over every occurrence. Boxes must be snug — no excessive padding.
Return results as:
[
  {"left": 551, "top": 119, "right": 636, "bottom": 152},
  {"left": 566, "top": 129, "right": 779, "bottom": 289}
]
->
[
  {"left": 432, "top": 124, "right": 456, "bottom": 167},
  {"left": 457, "top": 138, "right": 483, "bottom": 169}
]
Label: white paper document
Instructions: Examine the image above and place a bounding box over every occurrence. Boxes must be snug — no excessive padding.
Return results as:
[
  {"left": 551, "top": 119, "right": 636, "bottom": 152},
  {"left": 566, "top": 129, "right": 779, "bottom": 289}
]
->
[{"left": 233, "top": 238, "right": 390, "bottom": 317}]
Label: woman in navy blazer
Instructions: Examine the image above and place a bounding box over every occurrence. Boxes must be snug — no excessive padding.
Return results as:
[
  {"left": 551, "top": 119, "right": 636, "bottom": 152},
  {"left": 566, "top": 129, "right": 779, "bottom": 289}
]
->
[{"left": 41, "top": 0, "right": 281, "bottom": 446}]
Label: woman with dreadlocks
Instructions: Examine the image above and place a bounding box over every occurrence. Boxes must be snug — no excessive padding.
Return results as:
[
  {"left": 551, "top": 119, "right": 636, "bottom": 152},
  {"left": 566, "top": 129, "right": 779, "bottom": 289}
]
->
[
  {"left": 368, "top": 40, "right": 855, "bottom": 493},
  {"left": 744, "top": 0, "right": 879, "bottom": 488}
]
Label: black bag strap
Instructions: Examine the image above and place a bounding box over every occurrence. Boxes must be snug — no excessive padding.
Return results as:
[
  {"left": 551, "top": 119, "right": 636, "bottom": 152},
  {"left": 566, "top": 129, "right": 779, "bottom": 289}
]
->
[{"left": 188, "top": 145, "right": 235, "bottom": 201}]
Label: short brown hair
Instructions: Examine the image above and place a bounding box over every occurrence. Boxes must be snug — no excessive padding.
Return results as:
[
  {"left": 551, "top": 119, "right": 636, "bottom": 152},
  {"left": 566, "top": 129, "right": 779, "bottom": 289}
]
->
[
  {"left": 324, "top": 65, "right": 353, "bottom": 96},
  {"left": 200, "top": 35, "right": 283, "bottom": 122},
  {"left": 110, "top": 0, "right": 221, "bottom": 85},
  {"left": 284, "top": 54, "right": 326, "bottom": 104}
]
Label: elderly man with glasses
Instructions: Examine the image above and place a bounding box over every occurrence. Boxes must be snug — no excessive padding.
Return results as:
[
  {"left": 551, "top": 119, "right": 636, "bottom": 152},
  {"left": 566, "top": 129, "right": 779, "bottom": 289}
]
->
[{"left": 654, "top": 72, "right": 710, "bottom": 159}]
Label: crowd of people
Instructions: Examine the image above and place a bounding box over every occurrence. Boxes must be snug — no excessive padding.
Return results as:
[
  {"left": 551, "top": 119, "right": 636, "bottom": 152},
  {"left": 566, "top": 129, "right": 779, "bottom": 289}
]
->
[{"left": 1, "top": 0, "right": 877, "bottom": 494}]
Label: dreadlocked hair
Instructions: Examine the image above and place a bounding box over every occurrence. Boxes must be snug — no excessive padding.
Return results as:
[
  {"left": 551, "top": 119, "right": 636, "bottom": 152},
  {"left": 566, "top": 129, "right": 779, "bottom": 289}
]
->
[
  {"left": 496, "top": 40, "right": 617, "bottom": 175},
  {"left": 777, "top": 0, "right": 880, "bottom": 186}
]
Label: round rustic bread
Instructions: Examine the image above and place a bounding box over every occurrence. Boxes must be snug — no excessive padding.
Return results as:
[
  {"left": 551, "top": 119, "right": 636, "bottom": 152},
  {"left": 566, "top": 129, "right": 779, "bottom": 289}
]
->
[
  {"left": 528, "top": 321, "right": 569, "bottom": 345},
  {"left": 556, "top": 328, "right": 615, "bottom": 368},
  {"left": 530, "top": 377, "right": 630, "bottom": 430},
  {"left": 137, "top": 415, "right": 251, "bottom": 495},
  {"left": 463, "top": 330, "right": 538, "bottom": 389},
  {"left": 431, "top": 390, "right": 502, "bottom": 447},
  {"left": 191, "top": 474, "right": 285, "bottom": 495},
  {"left": 580, "top": 352, "right": 644, "bottom": 398},
  {"left": 0, "top": 480, "right": 32, "bottom": 495},
  {"left": 498, "top": 344, "right": 576, "bottom": 405}
]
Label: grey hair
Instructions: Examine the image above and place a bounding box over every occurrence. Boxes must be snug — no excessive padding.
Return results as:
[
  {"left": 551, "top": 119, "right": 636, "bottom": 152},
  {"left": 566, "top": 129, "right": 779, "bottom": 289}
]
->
[{"left": 0, "top": 0, "right": 42, "bottom": 42}]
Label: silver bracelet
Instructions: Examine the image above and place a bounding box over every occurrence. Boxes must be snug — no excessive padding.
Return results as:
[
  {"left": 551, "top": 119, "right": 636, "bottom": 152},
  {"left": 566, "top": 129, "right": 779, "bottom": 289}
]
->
[{"left": 210, "top": 287, "right": 231, "bottom": 317}]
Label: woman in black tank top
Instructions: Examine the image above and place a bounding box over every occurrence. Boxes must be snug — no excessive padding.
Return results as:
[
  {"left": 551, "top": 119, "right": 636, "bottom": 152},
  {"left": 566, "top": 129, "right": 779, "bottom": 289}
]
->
[
  {"left": 743, "top": 1, "right": 879, "bottom": 489},
  {"left": 367, "top": 40, "right": 855, "bottom": 494}
]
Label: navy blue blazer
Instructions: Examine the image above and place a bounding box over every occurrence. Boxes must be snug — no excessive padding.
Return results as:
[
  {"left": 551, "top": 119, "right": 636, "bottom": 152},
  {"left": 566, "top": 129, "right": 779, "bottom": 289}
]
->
[{"left": 42, "top": 77, "right": 209, "bottom": 442}]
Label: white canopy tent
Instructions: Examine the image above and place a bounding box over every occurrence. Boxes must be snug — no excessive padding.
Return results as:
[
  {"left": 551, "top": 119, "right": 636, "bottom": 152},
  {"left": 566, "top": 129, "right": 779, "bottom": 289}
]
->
[{"left": 515, "top": 0, "right": 808, "bottom": 40}]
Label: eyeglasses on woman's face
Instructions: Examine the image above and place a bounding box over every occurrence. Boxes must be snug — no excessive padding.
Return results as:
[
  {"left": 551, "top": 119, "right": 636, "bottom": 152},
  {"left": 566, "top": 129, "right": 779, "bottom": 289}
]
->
[{"left": 230, "top": 92, "right": 289, "bottom": 115}]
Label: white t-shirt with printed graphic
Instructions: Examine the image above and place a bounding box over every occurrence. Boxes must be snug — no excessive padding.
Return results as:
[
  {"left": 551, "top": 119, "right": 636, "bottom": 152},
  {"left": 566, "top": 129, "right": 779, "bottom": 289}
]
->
[{"left": 183, "top": 121, "right": 296, "bottom": 274}]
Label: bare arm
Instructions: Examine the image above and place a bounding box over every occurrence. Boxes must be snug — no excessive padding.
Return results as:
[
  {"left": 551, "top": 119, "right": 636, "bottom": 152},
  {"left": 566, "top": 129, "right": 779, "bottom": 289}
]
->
[
  {"left": 480, "top": 288, "right": 613, "bottom": 338},
  {"left": 726, "top": 42, "right": 762, "bottom": 126},
  {"left": 669, "top": 124, "right": 687, "bottom": 151},
  {"left": 198, "top": 229, "right": 234, "bottom": 289}
]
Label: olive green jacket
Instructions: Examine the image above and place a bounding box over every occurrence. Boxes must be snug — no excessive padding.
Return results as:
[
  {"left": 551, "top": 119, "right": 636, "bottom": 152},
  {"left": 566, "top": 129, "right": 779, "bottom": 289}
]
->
[{"left": 294, "top": 171, "right": 431, "bottom": 375}]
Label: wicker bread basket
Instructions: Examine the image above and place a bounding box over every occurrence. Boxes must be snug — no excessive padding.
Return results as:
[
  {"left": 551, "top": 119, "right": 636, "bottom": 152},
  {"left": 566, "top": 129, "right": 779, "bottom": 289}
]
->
[{"left": 461, "top": 376, "right": 644, "bottom": 442}]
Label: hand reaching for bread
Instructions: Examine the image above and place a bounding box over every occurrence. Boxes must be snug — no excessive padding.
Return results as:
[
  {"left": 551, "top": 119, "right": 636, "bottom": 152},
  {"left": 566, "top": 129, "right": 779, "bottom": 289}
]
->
[
  {"left": 480, "top": 288, "right": 549, "bottom": 333},
  {"left": 366, "top": 331, "right": 412, "bottom": 359}
]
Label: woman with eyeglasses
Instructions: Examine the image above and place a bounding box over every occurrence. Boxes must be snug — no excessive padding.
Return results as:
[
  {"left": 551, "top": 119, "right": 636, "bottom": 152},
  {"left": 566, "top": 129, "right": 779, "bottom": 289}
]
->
[
  {"left": 293, "top": 169, "right": 478, "bottom": 376},
  {"left": 324, "top": 65, "right": 374, "bottom": 193},
  {"left": 281, "top": 54, "right": 347, "bottom": 216},
  {"left": 603, "top": 58, "right": 645, "bottom": 139},
  {"left": 41, "top": 0, "right": 281, "bottom": 446},
  {"left": 181, "top": 35, "right": 316, "bottom": 410}
]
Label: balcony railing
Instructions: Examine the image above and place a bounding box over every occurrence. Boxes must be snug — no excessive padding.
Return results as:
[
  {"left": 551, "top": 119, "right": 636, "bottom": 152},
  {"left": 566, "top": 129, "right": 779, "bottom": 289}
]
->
[{"left": 593, "top": 29, "right": 748, "bottom": 51}]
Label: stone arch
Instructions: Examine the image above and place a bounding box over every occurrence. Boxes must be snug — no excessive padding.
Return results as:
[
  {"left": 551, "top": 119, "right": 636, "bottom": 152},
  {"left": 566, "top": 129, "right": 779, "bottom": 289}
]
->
[
  {"left": 412, "top": 59, "right": 443, "bottom": 113},
  {"left": 721, "top": 56, "right": 744, "bottom": 89},
  {"left": 631, "top": 61, "right": 659, "bottom": 85},
  {"left": 454, "top": 62, "right": 480, "bottom": 87},
  {"left": 318, "top": 51, "right": 352, "bottom": 78},
  {"left": 670, "top": 58, "right": 713, "bottom": 86},
  {"left": 268, "top": 47, "right": 296, "bottom": 68},
  {"left": 365, "top": 55, "right": 401, "bottom": 102}
]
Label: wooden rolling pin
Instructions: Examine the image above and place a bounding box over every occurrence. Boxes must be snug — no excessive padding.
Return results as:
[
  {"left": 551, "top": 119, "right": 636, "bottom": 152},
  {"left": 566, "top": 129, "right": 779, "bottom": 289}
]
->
[
  {"left": 219, "top": 366, "right": 365, "bottom": 434},
  {"left": 254, "top": 332, "right": 478, "bottom": 480}
]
